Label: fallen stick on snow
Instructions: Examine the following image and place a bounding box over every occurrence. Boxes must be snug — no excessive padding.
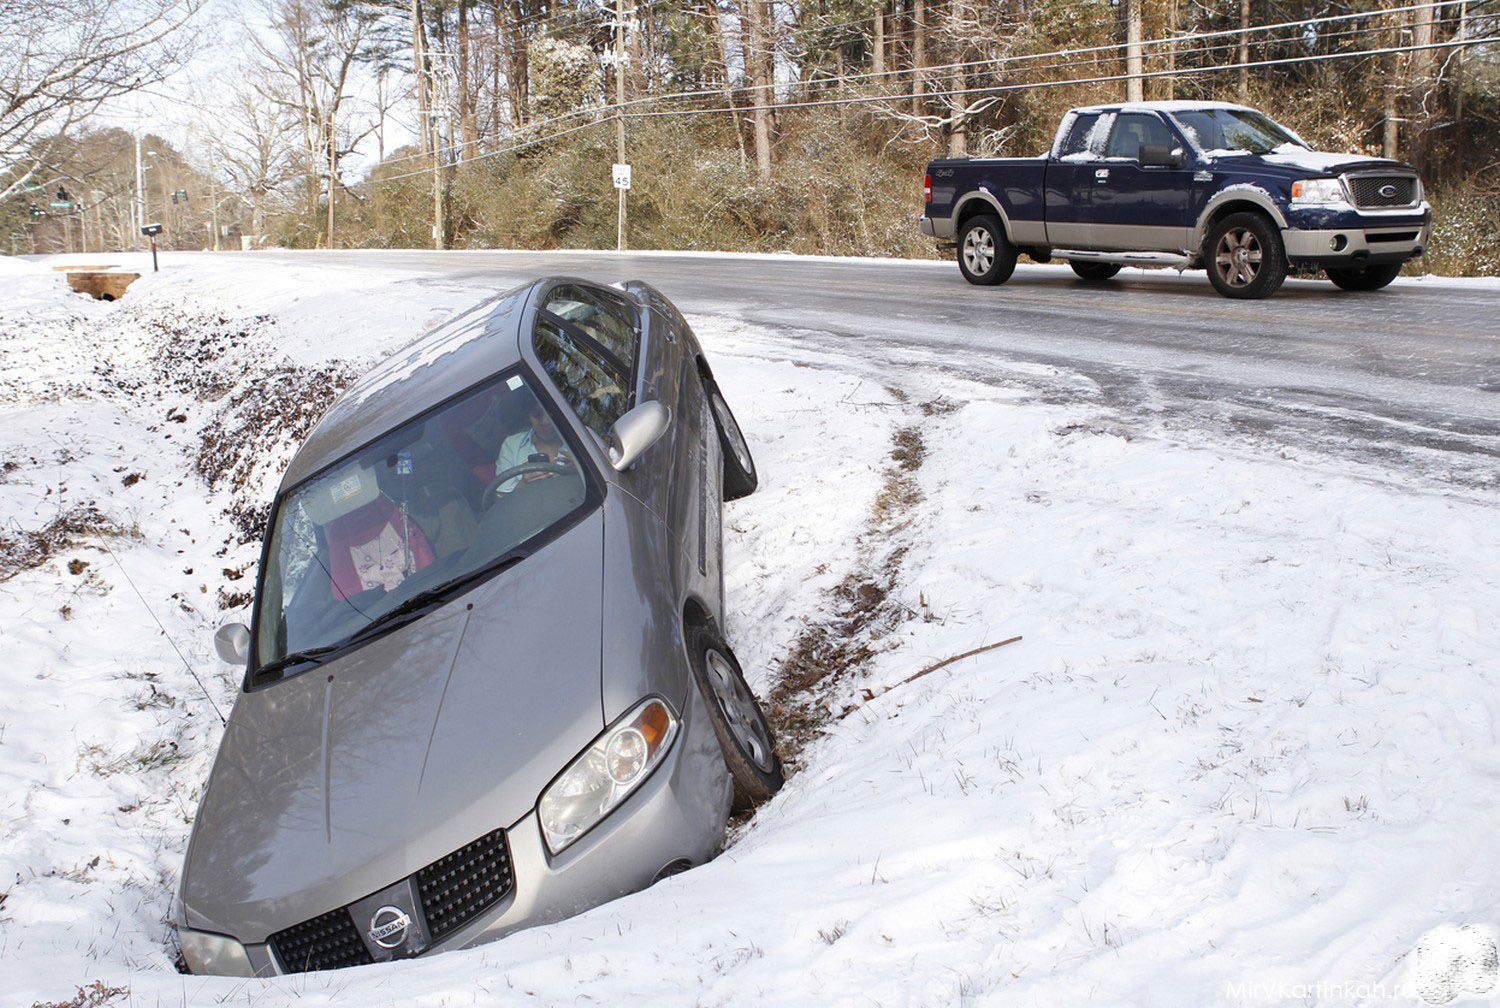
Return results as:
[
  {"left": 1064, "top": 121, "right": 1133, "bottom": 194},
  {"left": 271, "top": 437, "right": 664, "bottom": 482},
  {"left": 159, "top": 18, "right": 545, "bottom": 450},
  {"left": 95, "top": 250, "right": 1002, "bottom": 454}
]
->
[{"left": 845, "top": 635, "right": 1024, "bottom": 715}]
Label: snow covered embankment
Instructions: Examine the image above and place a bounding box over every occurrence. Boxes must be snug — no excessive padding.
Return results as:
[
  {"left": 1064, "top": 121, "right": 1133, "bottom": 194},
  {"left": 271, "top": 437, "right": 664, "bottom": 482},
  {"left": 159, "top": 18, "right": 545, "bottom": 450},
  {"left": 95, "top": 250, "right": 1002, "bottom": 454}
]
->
[{"left": 3, "top": 255, "right": 1498, "bottom": 1007}]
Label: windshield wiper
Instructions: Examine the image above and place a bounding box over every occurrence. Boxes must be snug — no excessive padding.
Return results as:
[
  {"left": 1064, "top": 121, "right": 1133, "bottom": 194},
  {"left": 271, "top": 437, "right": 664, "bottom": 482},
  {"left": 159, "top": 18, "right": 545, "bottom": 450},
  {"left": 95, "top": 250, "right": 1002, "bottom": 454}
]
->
[
  {"left": 343, "top": 553, "right": 527, "bottom": 646},
  {"left": 255, "top": 644, "right": 343, "bottom": 681}
]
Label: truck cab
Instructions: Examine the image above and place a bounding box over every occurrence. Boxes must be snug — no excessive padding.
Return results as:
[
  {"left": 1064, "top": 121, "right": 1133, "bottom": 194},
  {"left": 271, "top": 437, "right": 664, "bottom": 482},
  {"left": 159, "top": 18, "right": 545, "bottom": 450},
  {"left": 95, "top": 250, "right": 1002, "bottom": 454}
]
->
[{"left": 921, "top": 101, "right": 1432, "bottom": 299}]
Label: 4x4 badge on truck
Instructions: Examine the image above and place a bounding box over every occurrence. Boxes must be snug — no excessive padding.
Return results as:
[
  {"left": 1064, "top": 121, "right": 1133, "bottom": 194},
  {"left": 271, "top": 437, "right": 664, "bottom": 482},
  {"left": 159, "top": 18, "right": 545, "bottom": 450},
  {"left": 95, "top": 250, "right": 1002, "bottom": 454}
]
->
[{"left": 368, "top": 905, "right": 411, "bottom": 948}]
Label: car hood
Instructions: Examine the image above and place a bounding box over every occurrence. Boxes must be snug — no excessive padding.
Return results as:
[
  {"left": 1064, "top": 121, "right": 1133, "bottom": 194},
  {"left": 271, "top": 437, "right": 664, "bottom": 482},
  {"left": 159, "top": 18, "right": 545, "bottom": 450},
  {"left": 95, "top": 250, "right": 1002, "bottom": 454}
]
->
[
  {"left": 1206, "top": 148, "right": 1411, "bottom": 178},
  {"left": 181, "top": 510, "right": 605, "bottom": 942}
]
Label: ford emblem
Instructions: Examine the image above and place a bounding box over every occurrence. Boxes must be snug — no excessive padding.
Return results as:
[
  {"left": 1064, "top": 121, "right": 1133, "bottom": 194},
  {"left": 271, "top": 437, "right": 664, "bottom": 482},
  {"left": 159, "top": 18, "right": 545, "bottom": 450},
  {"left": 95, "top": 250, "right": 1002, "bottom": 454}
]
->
[
  {"left": 367, "top": 905, "right": 411, "bottom": 949},
  {"left": 1378, "top": 183, "right": 1398, "bottom": 199}
]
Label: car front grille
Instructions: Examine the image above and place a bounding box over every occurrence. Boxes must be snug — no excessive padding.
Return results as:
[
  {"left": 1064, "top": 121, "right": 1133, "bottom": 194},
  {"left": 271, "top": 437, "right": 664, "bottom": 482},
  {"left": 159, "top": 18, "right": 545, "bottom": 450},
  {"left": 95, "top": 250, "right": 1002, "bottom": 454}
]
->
[
  {"left": 1344, "top": 173, "right": 1419, "bottom": 209},
  {"left": 265, "top": 827, "right": 514, "bottom": 974},
  {"left": 416, "top": 828, "right": 515, "bottom": 941},
  {"left": 268, "top": 906, "right": 374, "bottom": 973}
]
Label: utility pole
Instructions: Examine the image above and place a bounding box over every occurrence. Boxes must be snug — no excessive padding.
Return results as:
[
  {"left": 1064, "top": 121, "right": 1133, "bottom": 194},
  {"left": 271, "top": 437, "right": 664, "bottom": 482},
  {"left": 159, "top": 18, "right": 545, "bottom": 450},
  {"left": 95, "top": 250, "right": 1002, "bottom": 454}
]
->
[
  {"left": 1125, "top": 0, "right": 1144, "bottom": 102},
  {"left": 134, "top": 133, "right": 146, "bottom": 248},
  {"left": 1237, "top": 0, "right": 1250, "bottom": 102},
  {"left": 614, "top": 0, "right": 628, "bottom": 251}
]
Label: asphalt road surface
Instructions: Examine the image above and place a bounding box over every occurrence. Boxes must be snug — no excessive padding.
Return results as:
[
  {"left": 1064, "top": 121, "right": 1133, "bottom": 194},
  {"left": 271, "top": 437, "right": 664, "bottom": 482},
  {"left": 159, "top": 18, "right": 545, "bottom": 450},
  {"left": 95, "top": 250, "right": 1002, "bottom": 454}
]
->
[{"left": 253, "top": 249, "right": 1500, "bottom": 489}]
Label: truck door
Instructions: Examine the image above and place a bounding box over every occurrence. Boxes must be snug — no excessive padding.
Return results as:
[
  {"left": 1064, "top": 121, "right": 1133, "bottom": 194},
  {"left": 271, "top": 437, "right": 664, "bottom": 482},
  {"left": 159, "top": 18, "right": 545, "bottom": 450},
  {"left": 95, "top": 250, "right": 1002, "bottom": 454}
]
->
[
  {"left": 1045, "top": 111, "right": 1110, "bottom": 248},
  {"left": 1089, "top": 112, "right": 1193, "bottom": 252}
]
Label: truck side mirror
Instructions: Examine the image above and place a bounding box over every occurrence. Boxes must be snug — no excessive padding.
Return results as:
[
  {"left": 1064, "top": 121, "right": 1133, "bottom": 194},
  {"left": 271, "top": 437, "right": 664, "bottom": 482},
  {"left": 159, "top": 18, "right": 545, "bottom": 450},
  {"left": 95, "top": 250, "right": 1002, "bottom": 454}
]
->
[{"left": 1140, "top": 144, "right": 1184, "bottom": 169}]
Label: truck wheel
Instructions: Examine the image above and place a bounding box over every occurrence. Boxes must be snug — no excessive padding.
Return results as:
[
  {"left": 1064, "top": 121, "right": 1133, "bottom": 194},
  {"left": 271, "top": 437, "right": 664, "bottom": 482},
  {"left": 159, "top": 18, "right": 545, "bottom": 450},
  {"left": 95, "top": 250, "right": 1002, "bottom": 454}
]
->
[
  {"left": 957, "top": 215, "right": 1017, "bottom": 286},
  {"left": 688, "top": 628, "right": 783, "bottom": 812},
  {"left": 1325, "top": 262, "right": 1403, "bottom": 292},
  {"left": 1069, "top": 261, "right": 1122, "bottom": 282},
  {"left": 1204, "top": 212, "right": 1287, "bottom": 299},
  {"left": 705, "top": 380, "right": 757, "bottom": 501}
]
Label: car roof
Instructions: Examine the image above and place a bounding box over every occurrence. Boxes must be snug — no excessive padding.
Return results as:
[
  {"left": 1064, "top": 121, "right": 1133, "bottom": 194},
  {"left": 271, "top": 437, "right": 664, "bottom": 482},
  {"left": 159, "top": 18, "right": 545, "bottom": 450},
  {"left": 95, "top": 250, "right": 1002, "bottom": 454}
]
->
[
  {"left": 1071, "top": 100, "right": 1255, "bottom": 115},
  {"left": 279, "top": 279, "right": 541, "bottom": 489}
]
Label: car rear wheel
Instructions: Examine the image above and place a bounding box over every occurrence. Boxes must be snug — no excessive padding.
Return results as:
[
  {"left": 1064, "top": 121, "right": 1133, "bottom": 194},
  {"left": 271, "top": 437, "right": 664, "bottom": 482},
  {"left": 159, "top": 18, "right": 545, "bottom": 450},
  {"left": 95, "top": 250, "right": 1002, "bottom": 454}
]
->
[
  {"left": 1204, "top": 211, "right": 1287, "bottom": 300},
  {"left": 957, "top": 215, "right": 1018, "bottom": 286},
  {"left": 706, "top": 381, "right": 757, "bottom": 501},
  {"left": 688, "top": 629, "right": 783, "bottom": 811},
  {"left": 1069, "top": 260, "right": 1122, "bottom": 282},
  {"left": 1325, "top": 262, "right": 1403, "bottom": 292}
]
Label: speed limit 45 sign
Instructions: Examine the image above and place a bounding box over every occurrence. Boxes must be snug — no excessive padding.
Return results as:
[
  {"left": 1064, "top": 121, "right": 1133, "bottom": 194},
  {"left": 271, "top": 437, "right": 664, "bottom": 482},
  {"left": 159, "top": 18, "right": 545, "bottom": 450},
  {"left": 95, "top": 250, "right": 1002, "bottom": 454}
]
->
[{"left": 612, "top": 163, "right": 632, "bottom": 190}]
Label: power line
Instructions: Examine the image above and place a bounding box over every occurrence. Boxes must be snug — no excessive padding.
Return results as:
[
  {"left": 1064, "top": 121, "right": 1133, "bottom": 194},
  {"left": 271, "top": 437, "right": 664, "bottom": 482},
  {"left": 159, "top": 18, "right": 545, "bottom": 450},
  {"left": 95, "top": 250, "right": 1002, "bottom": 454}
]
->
[{"left": 365, "top": 31, "right": 1496, "bottom": 185}]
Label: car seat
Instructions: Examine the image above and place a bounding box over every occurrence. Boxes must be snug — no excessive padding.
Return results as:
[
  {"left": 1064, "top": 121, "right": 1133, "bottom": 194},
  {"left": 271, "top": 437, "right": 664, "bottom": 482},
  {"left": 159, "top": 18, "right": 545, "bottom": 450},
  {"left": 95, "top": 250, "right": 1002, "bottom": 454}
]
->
[{"left": 324, "top": 494, "right": 435, "bottom": 600}]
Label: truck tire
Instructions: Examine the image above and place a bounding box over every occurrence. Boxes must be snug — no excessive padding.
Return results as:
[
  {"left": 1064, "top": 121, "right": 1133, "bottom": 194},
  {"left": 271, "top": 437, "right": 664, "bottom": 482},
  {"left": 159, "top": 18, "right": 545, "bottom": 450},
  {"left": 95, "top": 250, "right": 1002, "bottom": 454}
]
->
[
  {"left": 705, "top": 380, "right": 757, "bottom": 501},
  {"left": 957, "top": 215, "right": 1018, "bottom": 286},
  {"left": 1204, "top": 211, "right": 1287, "bottom": 300},
  {"left": 1325, "top": 262, "right": 1403, "bottom": 292},
  {"left": 1069, "top": 261, "right": 1122, "bottom": 282},
  {"left": 688, "top": 628, "right": 783, "bottom": 811}
]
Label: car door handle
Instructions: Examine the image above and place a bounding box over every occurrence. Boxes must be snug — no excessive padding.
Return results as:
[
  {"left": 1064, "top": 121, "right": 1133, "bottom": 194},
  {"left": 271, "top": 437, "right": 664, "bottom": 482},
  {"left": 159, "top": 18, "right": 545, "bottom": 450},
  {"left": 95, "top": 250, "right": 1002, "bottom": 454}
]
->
[{"left": 1095, "top": 168, "right": 1110, "bottom": 181}]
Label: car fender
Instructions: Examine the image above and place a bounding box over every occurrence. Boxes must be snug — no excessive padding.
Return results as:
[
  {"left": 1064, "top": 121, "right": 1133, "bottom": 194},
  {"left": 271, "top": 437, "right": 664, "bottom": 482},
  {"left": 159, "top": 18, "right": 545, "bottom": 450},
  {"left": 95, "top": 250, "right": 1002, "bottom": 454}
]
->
[
  {"left": 952, "top": 189, "right": 1016, "bottom": 244},
  {"left": 1193, "top": 183, "right": 1290, "bottom": 249}
]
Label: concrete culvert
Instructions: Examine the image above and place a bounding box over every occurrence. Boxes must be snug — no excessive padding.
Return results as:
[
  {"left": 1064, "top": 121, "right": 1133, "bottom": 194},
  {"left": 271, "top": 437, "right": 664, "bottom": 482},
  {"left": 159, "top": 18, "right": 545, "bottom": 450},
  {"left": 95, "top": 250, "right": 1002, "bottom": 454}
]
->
[{"left": 66, "top": 272, "right": 140, "bottom": 301}]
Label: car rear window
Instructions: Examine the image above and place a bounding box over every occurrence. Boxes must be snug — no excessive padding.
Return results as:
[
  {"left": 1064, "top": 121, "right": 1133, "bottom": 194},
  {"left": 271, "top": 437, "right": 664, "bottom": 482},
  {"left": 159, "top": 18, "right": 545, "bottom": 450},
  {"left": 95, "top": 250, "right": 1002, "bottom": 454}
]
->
[{"left": 541, "top": 285, "right": 638, "bottom": 377}]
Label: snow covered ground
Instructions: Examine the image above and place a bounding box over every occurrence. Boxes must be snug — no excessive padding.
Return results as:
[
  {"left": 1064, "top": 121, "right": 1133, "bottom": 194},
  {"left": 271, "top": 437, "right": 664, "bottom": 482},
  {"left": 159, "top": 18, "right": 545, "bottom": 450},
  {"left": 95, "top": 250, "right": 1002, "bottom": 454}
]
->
[{"left": 2, "top": 253, "right": 1497, "bottom": 1007}]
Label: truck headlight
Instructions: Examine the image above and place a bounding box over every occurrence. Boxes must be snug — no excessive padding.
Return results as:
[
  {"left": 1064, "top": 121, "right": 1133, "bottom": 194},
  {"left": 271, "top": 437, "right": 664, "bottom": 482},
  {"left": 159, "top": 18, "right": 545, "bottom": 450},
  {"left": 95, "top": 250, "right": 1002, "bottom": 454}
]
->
[
  {"left": 1290, "top": 178, "right": 1346, "bottom": 205},
  {"left": 538, "top": 698, "right": 679, "bottom": 854},
  {"left": 178, "top": 928, "right": 255, "bottom": 976}
]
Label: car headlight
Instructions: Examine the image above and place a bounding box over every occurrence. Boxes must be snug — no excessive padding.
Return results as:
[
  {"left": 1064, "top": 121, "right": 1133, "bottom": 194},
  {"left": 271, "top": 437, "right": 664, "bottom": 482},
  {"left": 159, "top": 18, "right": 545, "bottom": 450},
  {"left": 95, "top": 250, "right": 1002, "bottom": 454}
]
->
[
  {"left": 178, "top": 927, "right": 255, "bottom": 977},
  {"left": 1290, "top": 178, "right": 1347, "bottom": 205},
  {"left": 538, "top": 697, "right": 679, "bottom": 854}
]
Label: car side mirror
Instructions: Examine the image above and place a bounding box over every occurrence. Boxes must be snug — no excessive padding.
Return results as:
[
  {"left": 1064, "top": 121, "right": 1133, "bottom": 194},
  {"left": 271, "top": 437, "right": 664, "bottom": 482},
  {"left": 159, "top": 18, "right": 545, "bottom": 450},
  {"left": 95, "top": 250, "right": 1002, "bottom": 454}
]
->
[
  {"left": 607, "top": 401, "right": 670, "bottom": 471},
  {"left": 1140, "top": 144, "right": 1184, "bottom": 169},
  {"left": 214, "top": 622, "right": 250, "bottom": 665}
]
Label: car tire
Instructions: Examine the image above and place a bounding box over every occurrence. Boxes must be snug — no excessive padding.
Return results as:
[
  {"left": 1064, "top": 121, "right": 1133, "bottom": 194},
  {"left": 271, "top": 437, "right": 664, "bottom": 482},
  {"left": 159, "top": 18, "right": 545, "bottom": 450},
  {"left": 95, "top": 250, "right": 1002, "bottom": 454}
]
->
[
  {"left": 705, "top": 381, "right": 757, "bottom": 501},
  {"left": 1204, "top": 211, "right": 1287, "bottom": 299},
  {"left": 1325, "top": 262, "right": 1403, "bottom": 292},
  {"left": 688, "top": 628, "right": 783, "bottom": 812},
  {"left": 1069, "top": 260, "right": 1122, "bottom": 282},
  {"left": 957, "top": 215, "right": 1018, "bottom": 286}
]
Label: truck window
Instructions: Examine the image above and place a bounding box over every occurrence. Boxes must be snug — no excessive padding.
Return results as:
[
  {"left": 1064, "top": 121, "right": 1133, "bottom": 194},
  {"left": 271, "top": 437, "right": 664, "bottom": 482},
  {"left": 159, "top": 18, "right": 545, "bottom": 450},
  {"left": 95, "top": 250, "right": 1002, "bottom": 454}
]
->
[
  {"left": 1057, "top": 112, "right": 1106, "bottom": 160},
  {"left": 1105, "top": 113, "right": 1176, "bottom": 160}
]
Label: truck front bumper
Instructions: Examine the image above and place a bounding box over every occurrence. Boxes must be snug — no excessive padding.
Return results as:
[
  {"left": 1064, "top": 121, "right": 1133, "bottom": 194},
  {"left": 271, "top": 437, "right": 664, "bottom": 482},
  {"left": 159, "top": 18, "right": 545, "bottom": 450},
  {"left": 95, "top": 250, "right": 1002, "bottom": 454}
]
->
[{"left": 1281, "top": 205, "right": 1431, "bottom": 268}]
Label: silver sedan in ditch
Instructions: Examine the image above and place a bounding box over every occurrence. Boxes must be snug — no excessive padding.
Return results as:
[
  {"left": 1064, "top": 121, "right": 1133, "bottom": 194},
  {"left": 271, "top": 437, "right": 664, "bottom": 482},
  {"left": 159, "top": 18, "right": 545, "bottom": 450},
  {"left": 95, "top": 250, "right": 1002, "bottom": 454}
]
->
[{"left": 174, "top": 277, "right": 783, "bottom": 976}]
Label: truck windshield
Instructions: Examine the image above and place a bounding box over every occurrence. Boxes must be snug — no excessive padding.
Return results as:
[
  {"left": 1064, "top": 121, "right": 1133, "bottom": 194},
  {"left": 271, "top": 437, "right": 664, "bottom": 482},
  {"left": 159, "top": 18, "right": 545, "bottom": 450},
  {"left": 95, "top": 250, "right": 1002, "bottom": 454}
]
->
[
  {"left": 249, "top": 368, "right": 590, "bottom": 684},
  {"left": 1171, "top": 109, "right": 1305, "bottom": 156}
]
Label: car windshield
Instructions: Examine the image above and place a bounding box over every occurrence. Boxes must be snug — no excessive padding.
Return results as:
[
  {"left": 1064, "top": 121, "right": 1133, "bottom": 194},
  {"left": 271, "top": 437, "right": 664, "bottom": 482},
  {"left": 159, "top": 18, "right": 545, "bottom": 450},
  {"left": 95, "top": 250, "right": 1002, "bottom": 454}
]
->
[
  {"left": 1171, "top": 108, "right": 1306, "bottom": 155},
  {"left": 250, "top": 368, "right": 590, "bottom": 684}
]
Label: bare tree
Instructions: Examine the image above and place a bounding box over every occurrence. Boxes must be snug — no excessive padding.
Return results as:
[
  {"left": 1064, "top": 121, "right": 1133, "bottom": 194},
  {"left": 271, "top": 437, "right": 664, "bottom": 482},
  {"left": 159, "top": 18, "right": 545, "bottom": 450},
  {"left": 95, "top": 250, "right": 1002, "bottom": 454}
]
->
[
  {"left": 200, "top": 69, "right": 301, "bottom": 238},
  {"left": 1, "top": 0, "right": 202, "bottom": 202},
  {"left": 250, "top": 0, "right": 380, "bottom": 246}
]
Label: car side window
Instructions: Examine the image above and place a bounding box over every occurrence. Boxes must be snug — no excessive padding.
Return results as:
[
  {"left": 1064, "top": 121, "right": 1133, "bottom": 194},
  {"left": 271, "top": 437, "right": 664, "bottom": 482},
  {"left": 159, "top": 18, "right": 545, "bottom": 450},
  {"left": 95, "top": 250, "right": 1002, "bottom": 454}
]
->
[
  {"left": 1057, "top": 112, "right": 1103, "bottom": 160},
  {"left": 541, "top": 285, "right": 638, "bottom": 377},
  {"left": 533, "top": 316, "right": 630, "bottom": 439},
  {"left": 1106, "top": 113, "right": 1175, "bottom": 160}
]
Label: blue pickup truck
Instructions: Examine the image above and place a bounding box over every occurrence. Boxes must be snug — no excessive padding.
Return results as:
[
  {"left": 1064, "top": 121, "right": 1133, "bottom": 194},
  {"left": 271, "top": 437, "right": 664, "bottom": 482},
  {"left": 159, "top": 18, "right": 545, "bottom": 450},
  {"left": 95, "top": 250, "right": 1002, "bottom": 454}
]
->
[{"left": 920, "top": 101, "right": 1432, "bottom": 299}]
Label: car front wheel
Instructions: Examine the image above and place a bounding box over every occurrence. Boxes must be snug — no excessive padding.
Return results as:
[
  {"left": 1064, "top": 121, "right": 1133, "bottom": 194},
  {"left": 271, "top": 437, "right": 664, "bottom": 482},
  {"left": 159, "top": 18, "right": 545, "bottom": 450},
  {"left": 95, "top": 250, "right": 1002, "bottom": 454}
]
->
[
  {"left": 688, "top": 629, "right": 783, "bottom": 811},
  {"left": 1326, "top": 262, "right": 1403, "bottom": 291},
  {"left": 957, "top": 215, "right": 1018, "bottom": 286},
  {"left": 1204, "top": 211, "right": 1287, "bottom": 299}
]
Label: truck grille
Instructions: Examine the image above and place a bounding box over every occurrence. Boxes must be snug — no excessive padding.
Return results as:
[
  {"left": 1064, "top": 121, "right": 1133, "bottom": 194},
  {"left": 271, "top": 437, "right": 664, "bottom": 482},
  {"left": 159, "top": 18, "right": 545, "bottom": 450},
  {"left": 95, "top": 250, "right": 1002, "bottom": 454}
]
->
[
  {"left": 1344, "top": 174, "right": 1418, "bottom": 209},
  {"left": 269, "top": 906, "right": 374, "bottom": 973},
  {"left": 416, "top": 828, "right": 514, "bottom": 941},
  {"left": 265, "top": 828, "right": 513, "bottom": 973}
]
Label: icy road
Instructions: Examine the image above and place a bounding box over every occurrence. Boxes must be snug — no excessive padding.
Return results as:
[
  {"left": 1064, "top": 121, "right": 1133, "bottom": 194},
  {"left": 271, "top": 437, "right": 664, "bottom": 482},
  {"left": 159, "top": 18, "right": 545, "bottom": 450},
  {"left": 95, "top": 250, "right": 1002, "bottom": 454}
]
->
[{"left": 254, "top": 248, "right": 1500, "bottom": 486}]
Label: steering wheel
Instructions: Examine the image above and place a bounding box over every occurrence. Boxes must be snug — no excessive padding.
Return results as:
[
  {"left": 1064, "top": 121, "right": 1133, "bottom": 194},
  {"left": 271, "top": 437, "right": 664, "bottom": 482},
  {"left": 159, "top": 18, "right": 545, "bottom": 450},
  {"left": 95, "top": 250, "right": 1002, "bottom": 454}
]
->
[{"left": 482, "top": 460, "right": 575, "bottom": 507}]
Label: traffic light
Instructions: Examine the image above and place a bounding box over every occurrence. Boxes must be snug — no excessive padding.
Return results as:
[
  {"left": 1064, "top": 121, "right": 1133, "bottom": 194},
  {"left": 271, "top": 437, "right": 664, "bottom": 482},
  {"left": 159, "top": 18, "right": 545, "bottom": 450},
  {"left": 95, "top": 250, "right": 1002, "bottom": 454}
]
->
[
  {"left": 29, "top": 204, "right": 44, "bottom": 218},
  {"left": 56, "top": 187, "right": 71, "bottom": 202},
  {"left": 171, "top": 189, "right": 188, "bottom": 204}
]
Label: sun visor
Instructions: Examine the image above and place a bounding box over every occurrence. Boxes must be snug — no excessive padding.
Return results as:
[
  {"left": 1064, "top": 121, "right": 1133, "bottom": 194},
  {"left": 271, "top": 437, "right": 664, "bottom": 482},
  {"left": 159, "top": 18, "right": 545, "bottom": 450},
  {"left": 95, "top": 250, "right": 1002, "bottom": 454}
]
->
[{"left": 301, "top": 465, "right": 380, "bottom": 525}]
